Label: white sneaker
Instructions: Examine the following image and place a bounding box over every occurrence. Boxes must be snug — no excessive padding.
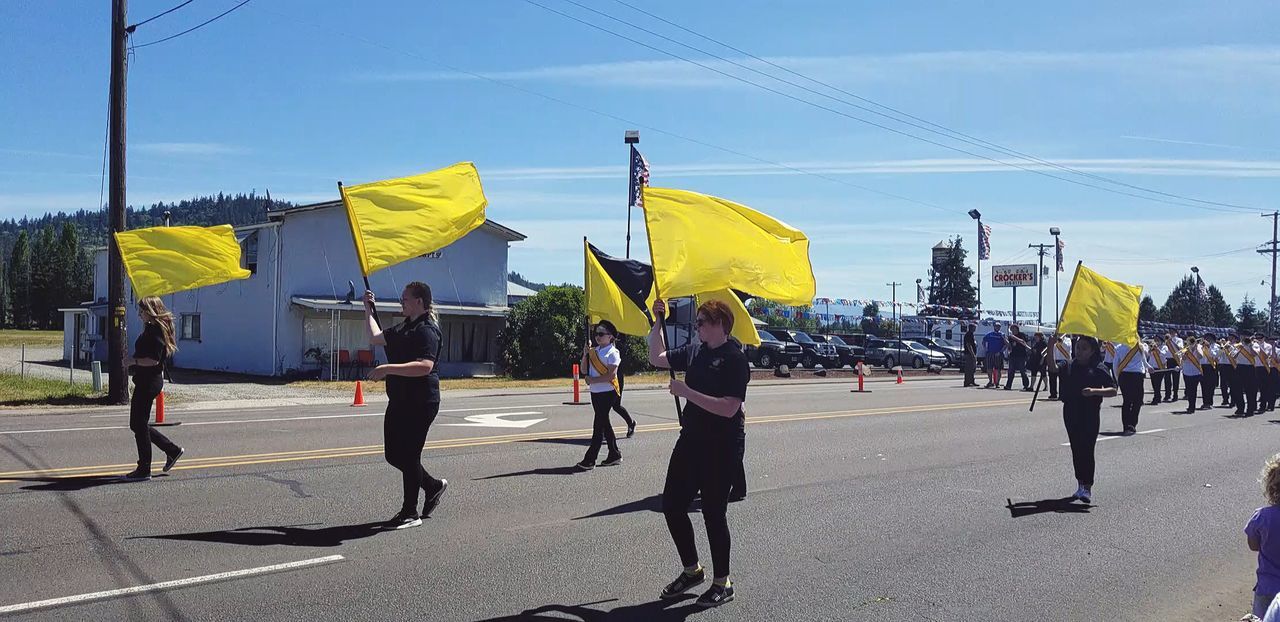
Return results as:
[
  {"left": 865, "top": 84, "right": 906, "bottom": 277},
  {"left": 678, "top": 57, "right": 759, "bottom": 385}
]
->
[{"left": 1074, "top": 486, "right": 1092, "bottom": 503}]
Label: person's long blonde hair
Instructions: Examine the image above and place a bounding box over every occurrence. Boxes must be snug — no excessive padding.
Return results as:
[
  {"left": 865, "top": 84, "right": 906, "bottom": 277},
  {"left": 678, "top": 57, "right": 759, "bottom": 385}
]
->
[
  {"left": 138, "top": 296, "right": 178, "bottom": 357},
  {"left": 1263, "top": 454, "right": 1280, "bottom": 506}
]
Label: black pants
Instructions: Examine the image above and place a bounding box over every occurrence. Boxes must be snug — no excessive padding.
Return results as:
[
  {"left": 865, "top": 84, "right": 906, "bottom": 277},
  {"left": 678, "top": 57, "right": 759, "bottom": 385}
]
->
[
  {"left": 1063, "top": 404, "right": 1100, "bottom": 487},
  {"left": 1259, "top": 368, "right": 1273, "bottom": 411},
  {"left": 1234, "top": 366, "right": 1257, "bottom": 414},
  {"left": 1271, "top": 369, "right": 1280, "bottom": 410},
  {"left": 1165, "top": 360, "right": 1180, "bottom": 399},
  {"left": 1047, "top": 370, "right": 1059, "bottom": 399},
  {"left": 1183, "top": 374, "right": 1200, "bottom": 411},
  {"left": 584, "top": 391, "right": 621, "bottom": 463},
  {"left": 1200, "top": 366, "right": 1218, "bottom": 408},
  {"left": 1005, "top": 357, "right": 1029, "bottom": 390},
  {"left": 1150, "top": 371, "right": 1164, "bottom": 404},
  {"left": 663, "top": 432, "right": 735, "bottom": 579},
  {"left": 612, "top": 375, "right": 635, "bottom": 426},
  {"left": 963, "top": 353, "right": 977, "bottom": 386},
  {"left": 728, "top": 430, "right": 746, "bottom": 499},
  {"left": 384, "top": 400, "right": 442, "bottom": 514},
  {"left": 129, "top": 374, "right": 180, "bottom": 471},
  {"left": 1219, "top": 365, "right": 1233, "bottom": 405},
  {"left": 1118, "top": 372, "right": 1145, "bottom": 429}
]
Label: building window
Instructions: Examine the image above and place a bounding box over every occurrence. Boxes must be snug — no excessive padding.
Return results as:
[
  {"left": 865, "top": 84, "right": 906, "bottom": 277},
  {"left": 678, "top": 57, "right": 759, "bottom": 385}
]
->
[
  {"left": 241, "top": 231, "right": 259, "bottom": 274},
  {"left": 97, "top": 316, "right": 106, "bottom": 337},
  {"left": 181, "top": 314, "right": 201, "bottom": 341}
]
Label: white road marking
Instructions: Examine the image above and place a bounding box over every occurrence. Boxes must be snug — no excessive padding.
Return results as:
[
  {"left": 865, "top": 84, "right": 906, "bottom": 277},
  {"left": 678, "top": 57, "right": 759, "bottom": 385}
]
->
[
  {"left": 441, "top": 412, "right": 547, "bottom": 428},
  {"left": 0, "top": 555, "right": 345, "bottom": 615},
  {"left": 1060, "top": 428, "right": 1167, "bottom": 446},
  {"left": 88, "top": 403, "right": 563, "bottom": 418}
]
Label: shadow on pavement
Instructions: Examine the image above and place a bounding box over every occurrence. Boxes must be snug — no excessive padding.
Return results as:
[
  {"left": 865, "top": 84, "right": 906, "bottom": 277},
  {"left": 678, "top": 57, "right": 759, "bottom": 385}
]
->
[
  {"left": 520, "top": 438, "right": 594, "bottom": 447},
  {"left": 573, "top": 494, "right": 703, "bottom": 520},
  {"left": 15, "top": 474, "right": 166, "bottom": 491},
  {"left": 473, "top": 595, "right": 703, "bottom": 621},
  {"left": 1006, "top": 497, "right": 1092, "bottom": 518},
  {"left": 476, "top": 466, "right": 584, "bottom": 480},
  {"left": 139, "top": 521, "right": 387, "bottom": 548}
]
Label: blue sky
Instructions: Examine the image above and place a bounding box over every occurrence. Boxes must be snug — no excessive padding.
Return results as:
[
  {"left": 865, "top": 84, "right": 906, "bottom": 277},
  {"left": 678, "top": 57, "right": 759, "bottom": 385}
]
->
[{"left": 3, "top": 0, "right": 1279, "bottom": 318}]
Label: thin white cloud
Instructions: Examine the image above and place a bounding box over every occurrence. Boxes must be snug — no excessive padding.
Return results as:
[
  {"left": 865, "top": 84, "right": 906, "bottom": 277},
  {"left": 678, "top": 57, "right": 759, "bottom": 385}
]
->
[
  {"left": 483, "top": 158, "right": 1280, "bottom": 181},
  {"left": 359, "top": 45, "right": 1280, "bottom": 88},
  {"left": 1120, "top": 135, "right": 1280, "bottom": 155},
  {"left": 134, "top": 142, "right": 247, "bottom": 156}
]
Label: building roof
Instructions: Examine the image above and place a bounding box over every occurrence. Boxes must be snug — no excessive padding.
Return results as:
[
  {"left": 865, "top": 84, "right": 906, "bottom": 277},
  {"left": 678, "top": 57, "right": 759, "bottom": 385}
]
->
[
  {"left": 291, "top": 296, "right": 509, "bottom": 318},
  {"left": 507, "top": 281, "right": 538, "bottom": 298},
  {"left": 268, "top": 200, "right": 526, "bottom": 242}
]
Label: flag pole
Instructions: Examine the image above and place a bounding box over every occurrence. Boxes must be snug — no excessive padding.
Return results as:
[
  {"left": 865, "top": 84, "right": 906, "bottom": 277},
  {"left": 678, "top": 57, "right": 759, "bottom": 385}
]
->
[
  {"left": 1031, "top": 261, "right": 1083, "bottom": 410},
  {"left": 638, "top": 191, "right": 683, "bottom": 421},
  {"left": 339, "top": 181, "right": 380, "bottom": 330}
]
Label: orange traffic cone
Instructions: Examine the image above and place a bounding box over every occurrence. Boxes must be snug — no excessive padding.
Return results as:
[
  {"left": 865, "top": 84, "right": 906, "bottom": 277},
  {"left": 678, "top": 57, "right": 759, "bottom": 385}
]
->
[
  {"left": 895, "top": 369, "right": 904, "bottom": 384},
  {"left": 153, "top": 391, "right": 180, "bottom": 426},
  {"left": 352, "top": 381, "right": 366, "bottom": 407}
]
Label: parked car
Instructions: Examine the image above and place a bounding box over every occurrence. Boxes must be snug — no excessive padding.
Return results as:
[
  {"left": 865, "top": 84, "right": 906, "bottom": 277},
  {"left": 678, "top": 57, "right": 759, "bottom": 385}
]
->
[
  {"left": 908, "top": 338, "right": 964, "bottom": 367},
  {"left": 763, "top": 328, "right": 840, "bottom": 369},
  {"left": 813, "top": 334, "right": 864, "bottom": 368},
  {"left": 834, "top": 333, "right": 868, "bottom": 349},
  {"left": 868, "top": 339, "right": 949, "bottom": 369},
  {"left": 744, "top": 328, "right": 801, "bottom": 369}
]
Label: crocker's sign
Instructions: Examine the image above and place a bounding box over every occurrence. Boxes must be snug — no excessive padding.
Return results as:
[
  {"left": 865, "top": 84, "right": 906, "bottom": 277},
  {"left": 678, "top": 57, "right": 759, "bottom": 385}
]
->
[{"left": 991, "top": 264, "right": 1038, "bottom": 288}]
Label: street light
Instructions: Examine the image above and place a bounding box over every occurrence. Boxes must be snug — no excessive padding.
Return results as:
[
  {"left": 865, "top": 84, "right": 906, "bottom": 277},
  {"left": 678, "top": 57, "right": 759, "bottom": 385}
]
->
[
  {"left": 1050, "top": 226, "right": 1061, "bottom": 325},
  {"left": 970, "top": 210, "right": 983, "bottom": 317},
  {"left": 1191, "top": 266, "right": 1201, "bottom": 329}
]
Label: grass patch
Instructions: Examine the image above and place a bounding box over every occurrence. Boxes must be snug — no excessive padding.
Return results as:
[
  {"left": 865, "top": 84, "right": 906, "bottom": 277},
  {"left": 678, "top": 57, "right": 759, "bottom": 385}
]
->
[
  {"left": 289, "top": 371, "right": 672, "bottom": 393},
  {"left": 0, "top": 373, "right": 102, "bottom": 407},
  {"left": 0, "top": 330, "right": 63, "bottom": 348}
]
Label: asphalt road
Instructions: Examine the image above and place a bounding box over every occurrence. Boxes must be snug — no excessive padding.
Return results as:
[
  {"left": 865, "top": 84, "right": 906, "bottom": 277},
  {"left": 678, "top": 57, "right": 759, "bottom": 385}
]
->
[{"left": 0, "top": 376, "right": 1269, "bottom": 621}]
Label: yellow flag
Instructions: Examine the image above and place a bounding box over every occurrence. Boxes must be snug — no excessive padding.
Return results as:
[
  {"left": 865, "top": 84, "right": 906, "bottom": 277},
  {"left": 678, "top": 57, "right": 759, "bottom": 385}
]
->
[
  {"left": 585, "top": 240, "right": 655, "bottom": 336},
  {"left": 340, "top": 162, "right": 488, "bottom": 276},
  {"left": 642, "top": 187, "right": 816, "bottom": 306},
  {"left": 1057, "top": 263, "right": 1143, "bottom": 344},
  {"left": 695, "top": 289, "right": 762, "bottom": 347},
  {"left": 114, "top": 225, "right": 251, "bottom": 298}
]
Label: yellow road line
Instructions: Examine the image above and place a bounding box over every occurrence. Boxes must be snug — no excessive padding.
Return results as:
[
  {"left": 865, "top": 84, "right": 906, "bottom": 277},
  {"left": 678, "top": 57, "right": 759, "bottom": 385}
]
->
[{"left": 0, "top": 398, "right": 1023, "bottom": 482}]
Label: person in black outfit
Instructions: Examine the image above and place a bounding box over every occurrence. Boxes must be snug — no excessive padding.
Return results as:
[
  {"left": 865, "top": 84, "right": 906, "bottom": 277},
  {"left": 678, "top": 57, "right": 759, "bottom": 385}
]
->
[
  {"left": 648, "top": 298, "right": 749, "bottom": 609},
  {"left": 577, "top": 320, "right": 625, "bottom": 470},
  {"left": 1053, "top": 335, "right": 1117, "bottom": 504},
  {"left": 1004, "top": 324, "right": 1031, "bottom": 391},
  {"left": 365, "top": 283, "right": 448, "bottom": 530},
  {"left": 1028, "top": 332, "right": 1048, "bottom": 391},
  {"left": 962, "top": 324, "right": 978, "bottom": 387},
  {"left": 121, "top": 296, "right": 184, "bottom": 481}
]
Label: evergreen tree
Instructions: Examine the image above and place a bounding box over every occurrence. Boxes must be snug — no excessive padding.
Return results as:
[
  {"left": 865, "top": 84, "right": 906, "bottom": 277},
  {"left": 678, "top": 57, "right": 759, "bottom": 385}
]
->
[
  {"left": 1138, "top": 295, "right": 1158, "bottom": 322},
  {"left": 8, "top": 231, "right": 31, "bottom": 328},
  {"left": 1238, "top": 295, "right": 1265, "bottom": 334},
  {"left": 29, "top": 225, "right": 57, "bottom": 329},
  {"left": 1157, "top": 275, "right": 1209, "bottom": 326},
  {"left": 929, "top": 237, "right": 978, "bottom": 309},
  {"left": 1206, "top": 285, "right": 1233, "bottom": 328}
]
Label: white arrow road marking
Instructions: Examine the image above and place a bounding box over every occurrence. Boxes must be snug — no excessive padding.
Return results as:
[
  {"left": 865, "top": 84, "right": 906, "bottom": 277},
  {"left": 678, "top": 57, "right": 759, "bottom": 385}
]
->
[{"left": 441, "top": 412, "right": 547, "bottom": 428}]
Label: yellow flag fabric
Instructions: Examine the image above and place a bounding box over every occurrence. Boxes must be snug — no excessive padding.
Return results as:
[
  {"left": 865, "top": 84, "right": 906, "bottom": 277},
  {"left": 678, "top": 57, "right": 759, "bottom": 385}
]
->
[
  {"left": 641, "top": 187, "right": 816, "bottom": 306},
  {"left": 585, "top": 240, "right": 654, "bottom": 336},
  {"left": 114, "top": 225, "right": 251, "bottom": 298},
  {"left": 340, "top": 162, "right": 488, "bottom": 276},
  {"left": 695, "top": 289, "right": 762, "bottom": 347},
  {"left": 1057, "top": 263, "right": 1143, "bottom": 344}
]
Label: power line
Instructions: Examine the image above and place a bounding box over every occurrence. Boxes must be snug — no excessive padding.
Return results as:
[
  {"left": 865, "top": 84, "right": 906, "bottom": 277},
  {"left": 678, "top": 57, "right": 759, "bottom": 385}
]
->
[
  {"left": 134, "top": 0, "right": 253, "bottom": 49},
  {"left": 127, "top": 0, "right": 196, "bottom": 32},
  {"left": 529, "top": 0, "right": 1258, "bottom": 215},
  {"left": 605, "top": 0, "right": 1262, "bottom": 214}
]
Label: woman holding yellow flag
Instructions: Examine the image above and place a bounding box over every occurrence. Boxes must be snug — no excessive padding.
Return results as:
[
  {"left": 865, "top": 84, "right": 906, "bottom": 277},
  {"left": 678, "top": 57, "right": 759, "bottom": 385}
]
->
[
  {"left": 648, "top": 298, "right": 749, "bottom": 609},
  {"left": 575, "top": 320, "right": 625, "bottom": 470},
  {"left": 364, "top": 283, "right": 447, "bottom": 530},
  {"left": 1051, "top": 335, "right": 1117, "bottom": 504},
  {"left": 120, "top": 297, "right": 184, "bottom": 482}
]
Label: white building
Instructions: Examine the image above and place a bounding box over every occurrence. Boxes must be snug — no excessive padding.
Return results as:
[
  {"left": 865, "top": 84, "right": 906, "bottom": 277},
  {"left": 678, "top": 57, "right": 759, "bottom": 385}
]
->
[{"left": 63, "top": 199, "right": 526, "bottom": 378}]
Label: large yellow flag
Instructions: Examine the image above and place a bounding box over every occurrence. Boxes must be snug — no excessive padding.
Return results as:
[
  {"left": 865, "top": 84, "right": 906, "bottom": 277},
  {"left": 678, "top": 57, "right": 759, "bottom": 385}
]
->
[
  {"left": 695, "top": 289, "right": 762, "bottom": 347},
  {"left": 340, "top": 162, "right": 488, "bottom": 276},
  {"left": 642, "top": 187, "right": 816, "bottom": 306},
  {"left": 584, "top": 240, "right": 655, "bottom": 336},
  {"left": 114, "top": 225, "right": 251, "bottom": 298},
  {"left": 1057, "top": 263, "right": 1143, "bottom": 344}
]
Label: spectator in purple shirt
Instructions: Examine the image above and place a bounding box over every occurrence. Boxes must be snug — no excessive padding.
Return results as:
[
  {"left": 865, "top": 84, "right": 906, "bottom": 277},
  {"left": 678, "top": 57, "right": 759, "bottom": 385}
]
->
[{"left": 1247, "top": 453, "right": 1280, "bottom": 618}]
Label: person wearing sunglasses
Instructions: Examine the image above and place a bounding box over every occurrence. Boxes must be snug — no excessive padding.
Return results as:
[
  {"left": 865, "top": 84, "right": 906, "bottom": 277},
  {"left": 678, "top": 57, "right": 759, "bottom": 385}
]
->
[
  {"left": 576, "top": 320, "right": 625, "bottom": 470},
  {"left": 647, "top": 298, "right": 750, "bottom": 609}
]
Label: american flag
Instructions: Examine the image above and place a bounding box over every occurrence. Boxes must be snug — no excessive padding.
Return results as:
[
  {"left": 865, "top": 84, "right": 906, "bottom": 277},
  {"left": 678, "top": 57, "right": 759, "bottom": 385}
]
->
[
  {"left": 917, "top": 282, "right": 927, "bottom": 305},
  {"left": 628, "top": 145, "right": 650, "bottom": 210},
  {"left": 978, "top": 223, "right": 992, "bottom": 260},
  {"left": 1055, "top": 236, "right": 1065, "bottom": 272},
  {"left": 1196, "top": 274, "right": 1209, "bottom": 300}
]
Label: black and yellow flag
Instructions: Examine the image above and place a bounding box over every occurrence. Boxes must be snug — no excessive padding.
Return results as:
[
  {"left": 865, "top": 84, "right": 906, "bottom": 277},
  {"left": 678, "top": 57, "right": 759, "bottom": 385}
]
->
[{"left": 585, "top": 240, "right": 655, "bottom": 336}]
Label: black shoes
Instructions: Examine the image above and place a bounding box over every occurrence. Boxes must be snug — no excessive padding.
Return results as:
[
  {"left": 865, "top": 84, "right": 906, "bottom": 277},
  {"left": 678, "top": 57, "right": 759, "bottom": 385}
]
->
[
  {"left": 696, "top": 583, "right": 735, "bottom": 608},
  {"left": 120, "top": 468, "right": 151, "bottom": 482},
  {"left": 575, "top": 461, "right": 595, "bottom": 471},
  {"left": 661, "top": 568, "right": 706, "bottom": 599},
  {"left": 422, "top": 479, "right": 448, "bottom": 517},
  {"left": 600, "top": 454, "right": 622, "bottom": 467},
  {"left": 385, "top": 509, "right": 422, "bottom": 530},
  {"left": 1122, "top": 425, "right": 1136, "bottom": 436},
  {"left": 627, "top": 421, "right": 636, "bottom": 438},
  {"left": 163, "top": 448, "right": 184, "bottom": 473}
]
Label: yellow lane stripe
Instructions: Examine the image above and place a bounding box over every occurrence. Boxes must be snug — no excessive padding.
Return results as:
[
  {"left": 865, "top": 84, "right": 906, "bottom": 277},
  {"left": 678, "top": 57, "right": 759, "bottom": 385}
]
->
[{"left": 0, "top": 398, "right": 1024, "bottom": 482}]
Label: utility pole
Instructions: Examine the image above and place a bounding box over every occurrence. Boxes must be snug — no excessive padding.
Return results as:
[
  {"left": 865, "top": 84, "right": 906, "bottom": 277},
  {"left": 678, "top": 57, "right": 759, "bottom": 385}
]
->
[
  {"left": 888, "top": 281, "right": 902, "bottom": 357},
  {"left": 1260, "top": 211, "right": 1280, "bottom": 336},
  {"left": 1029, "top": 243, "right": 1052, "bottom": 326},
  {"left": 107, "top": 0, "right": 129, "bottom": 404}
]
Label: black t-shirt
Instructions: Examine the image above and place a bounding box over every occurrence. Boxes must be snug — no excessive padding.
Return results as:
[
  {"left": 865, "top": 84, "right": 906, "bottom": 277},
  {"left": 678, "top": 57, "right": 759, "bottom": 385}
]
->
[
  {"left": 1008, "top": 333, "right": 1029, "bottom": 359},
  {"left": 1055, "top": 360, "right": 1114, "bottom": 411},
  {"left": 964, "top": 331, "right": 976, "bottom": 355},
  {"left": 131, "top": 322, "right": 167, "bottom": 379},
  {"left": 382, "top": 314, "right": 442, "bottom": 403},
  {"left": 668, "top": 340, "right": 750, "bottom": 437}
]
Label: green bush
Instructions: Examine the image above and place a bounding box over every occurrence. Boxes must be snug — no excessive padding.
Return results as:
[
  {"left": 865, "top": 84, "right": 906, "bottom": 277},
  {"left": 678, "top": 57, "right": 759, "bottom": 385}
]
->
[{"left": 500, "top": 285, "right": 656, "bottom": 379}]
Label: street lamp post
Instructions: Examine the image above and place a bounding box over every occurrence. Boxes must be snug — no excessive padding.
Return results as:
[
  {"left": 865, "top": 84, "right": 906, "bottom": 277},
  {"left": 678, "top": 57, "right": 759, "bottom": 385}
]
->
[
  {"left": 969, "top": 210, "right": 982, "bottom": 317},
  {"left": 1191, "top": 266, "right": 1200, "bottom": 329},
  {"left": 1050, "top": 226, "right": 1061, "bottom": 325}
]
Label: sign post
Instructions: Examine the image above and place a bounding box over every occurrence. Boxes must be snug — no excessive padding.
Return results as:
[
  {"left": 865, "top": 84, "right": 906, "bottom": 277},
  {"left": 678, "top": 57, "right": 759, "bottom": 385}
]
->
[{"left": 992, "top": 264, "right": 1039, "bottom": 325}]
